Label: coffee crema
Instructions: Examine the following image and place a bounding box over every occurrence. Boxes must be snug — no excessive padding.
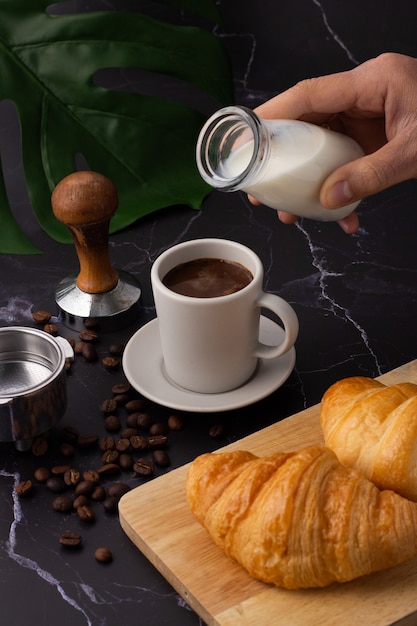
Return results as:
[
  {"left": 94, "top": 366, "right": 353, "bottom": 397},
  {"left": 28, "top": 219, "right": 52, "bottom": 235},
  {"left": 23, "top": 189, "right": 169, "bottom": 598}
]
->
[{"left": 162, "top": 257, "right": 253, "bottom": 298}]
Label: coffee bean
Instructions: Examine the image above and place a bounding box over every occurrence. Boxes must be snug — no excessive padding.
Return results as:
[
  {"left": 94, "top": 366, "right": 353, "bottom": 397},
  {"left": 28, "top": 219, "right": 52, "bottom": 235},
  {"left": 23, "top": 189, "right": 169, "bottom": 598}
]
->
[
  {"left": 52, "top": 495, "right": 73, "bottom": 513},
  {"left": 168, "top": 414, "right": 185, "bottom": 431},
  {"left": 147, "top": 435, "right": 168, "bottom": 449},
  {"left": 77, "top": 505, "right": 95, "bottom": 522},
  {"left": 121, "top": 427, "right": 138, "bottom": 439},
  {"left": 60, "top": 426, "right": 79, "bottom": 443},
  {"left": 125, "top": 398, "right": 146, "bottom": 413},
  {"left": 104, "top": 415, "right": 121, "bottom": 433},
  {"left": 51, "top": 464, "right": 71, "bottom": 476},
  {"left": 46, "top": 477, "right": 67, "bottom": 493},
  {"left": 91, "top": 486, "right": 106, "bottom": 502},
  {"left": 75, "top": 480, "right": 95, "bottom": 497},
  {"left": 43, "top": 323, "right": 58, "bottom": 335},
  {"left": 130, "top": 435, "right": 147, "bottom": 451},
  {"left": 149, "top": 422, "right": 168, "bottom": 436},
  {"left": 106, "top": 483, "right": 130, "bottom": 499},
  {"left": 125, "top": 412, "right": 140, "bottom": 428},
  {"left": 111, "top": 382, "right": 131, "bottom": 395},
  {"left": 115, "top": 438, "right": 130, "bottom": 452},
  {"left": 32, "top": 310, "right": 51, "bottom": 324},
  {"left": 59, "top": 531, "right": 82, "bottom": 548},
  {"left": 152, "top": 450, "right": 170, "bottom": 468},
  {"left": 136, "top": 413, "right": 152, "bottom": 430},
  {"left": 15, "top": 480, "right": 33, "bottom": 496},
  {"left": 101, "top": 398, "right": 118, "bottom": 415},
  {"left": 84, "top": 317, "right": 98, "bottom": 329},
  {"left": 101, "top": 450, "right": 119, "bottom": 464},
  {"left": 31, "top": 436, "right": 48, "bottom": 456},
  {"left": 82, "top": 343, "right": 98, "bottom": 362},
  {"left": 83, "top": 469, "right": 100, "bottom": 484},
  {"left": 59, "top": 443, "right": 75, "bottom": 458},
  {"left": 119, "top": 454, "right": 134, "bottom": 471},
  {"left": 73, "top": 495, "right": 89, "bottom": 509},
  {"left": 113, "top": 393, "right": 130, "bottom": 406},
  {"left": 209, "top": 423, "right": 225, "bottom": 439},
  {"left": 102, "top": 356, "right": 120, "bottom": 370},
  {"left": 64, "top": 468, "right": 81, "bottom": 487},
  {"left": 109, "top": 343, "right": 125, "bottom": 356},
  {"left": 99, "top": 436, "right": 115, "bottom": 451},
  {"left": 33, "top": 467, "right": 51, "bottom": 483},
  {"left": 97, "top": 463, "right": 121, "bottom": 477},
  {"left": 77, "top": 434, "right": 98, "bottom": 448},
  {"left": 102, "top": 496, "right": 119, "bottom": 514},
  {"left": 94, "top": 547, "right": 113, "bottom": 563},
  {"left": 78, "top": 330, "right": 98, "bottom": 342},
  {"left": 74, "top": 341, "right": 86, "bottom": 355},
  {"left": 133, "top": 458, "right": 154, "bottom": 477}
]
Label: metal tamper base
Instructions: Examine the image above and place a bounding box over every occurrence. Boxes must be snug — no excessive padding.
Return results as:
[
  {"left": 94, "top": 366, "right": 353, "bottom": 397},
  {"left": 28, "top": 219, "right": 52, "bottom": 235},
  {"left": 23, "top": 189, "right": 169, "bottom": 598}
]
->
[{"left": 52, "top": 171, "right": 141, "bottom": 332}]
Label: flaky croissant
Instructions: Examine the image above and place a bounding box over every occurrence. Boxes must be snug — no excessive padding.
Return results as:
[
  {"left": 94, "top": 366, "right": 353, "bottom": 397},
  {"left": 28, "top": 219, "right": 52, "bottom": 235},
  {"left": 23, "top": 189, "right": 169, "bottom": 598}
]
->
[
  {"left": 186, "top": 445, "right": 417, "bottom": 589},
  {"left": 320, "top": 376, "right": 417, "bottom": 501}
]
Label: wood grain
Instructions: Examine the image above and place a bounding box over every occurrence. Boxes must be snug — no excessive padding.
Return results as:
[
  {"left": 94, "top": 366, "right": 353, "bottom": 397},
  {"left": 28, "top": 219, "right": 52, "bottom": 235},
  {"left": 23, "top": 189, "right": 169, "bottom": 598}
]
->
[{"left": 119, "top": 360, "right": 417, "bottom": 626}]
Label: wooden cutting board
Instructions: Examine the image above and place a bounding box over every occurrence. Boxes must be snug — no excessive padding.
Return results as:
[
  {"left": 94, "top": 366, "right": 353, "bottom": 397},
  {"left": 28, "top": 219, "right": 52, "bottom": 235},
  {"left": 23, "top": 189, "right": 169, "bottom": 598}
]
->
[{"left": 119, "top": 360, "right": 417, "bottom": 626}]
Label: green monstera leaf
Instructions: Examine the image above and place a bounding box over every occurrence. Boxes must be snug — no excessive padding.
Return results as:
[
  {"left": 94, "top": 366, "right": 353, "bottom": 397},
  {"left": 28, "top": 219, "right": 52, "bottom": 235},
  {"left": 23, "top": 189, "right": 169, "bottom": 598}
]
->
[{"left": 0, "top": 0, "right": 233, "bottom": 253}]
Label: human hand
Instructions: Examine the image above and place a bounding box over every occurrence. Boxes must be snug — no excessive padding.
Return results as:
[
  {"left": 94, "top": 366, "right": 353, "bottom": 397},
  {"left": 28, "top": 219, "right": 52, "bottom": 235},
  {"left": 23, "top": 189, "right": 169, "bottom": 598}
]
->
[{"left": 251, "top": 52, "right": 417, "bottom": 232}]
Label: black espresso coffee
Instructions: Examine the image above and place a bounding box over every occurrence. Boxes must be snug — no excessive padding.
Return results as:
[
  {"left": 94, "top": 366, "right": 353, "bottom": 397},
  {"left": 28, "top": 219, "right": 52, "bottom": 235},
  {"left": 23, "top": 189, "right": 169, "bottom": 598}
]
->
[{"left": 163, "top": 257, "right": 253, "bottom": 298}]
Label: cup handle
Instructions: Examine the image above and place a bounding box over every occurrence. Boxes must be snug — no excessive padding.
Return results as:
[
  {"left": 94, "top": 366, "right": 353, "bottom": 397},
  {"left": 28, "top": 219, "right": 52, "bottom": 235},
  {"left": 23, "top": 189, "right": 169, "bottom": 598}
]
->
[{"left": 254, "top": 292, "right": 299, "bottom": 359}]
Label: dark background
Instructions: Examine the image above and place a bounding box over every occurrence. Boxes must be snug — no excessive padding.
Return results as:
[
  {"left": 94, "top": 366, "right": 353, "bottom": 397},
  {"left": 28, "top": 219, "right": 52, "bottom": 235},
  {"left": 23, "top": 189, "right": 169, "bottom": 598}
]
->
[{"left": 1, "top": 2, "right": 417, "bottom": 625}]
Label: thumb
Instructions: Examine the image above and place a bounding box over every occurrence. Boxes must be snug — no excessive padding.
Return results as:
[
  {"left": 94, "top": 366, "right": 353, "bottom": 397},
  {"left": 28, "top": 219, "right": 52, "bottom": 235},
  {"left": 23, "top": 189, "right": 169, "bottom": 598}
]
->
[{"left": 320, "top": 137, "right": 417, "bottom": 209}]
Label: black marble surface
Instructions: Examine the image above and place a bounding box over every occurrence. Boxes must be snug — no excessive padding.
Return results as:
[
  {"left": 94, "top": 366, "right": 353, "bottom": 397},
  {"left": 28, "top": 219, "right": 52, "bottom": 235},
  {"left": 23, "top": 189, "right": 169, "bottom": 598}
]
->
[{"left": 1, "top": 2, "right": 417, "bottom": 625}]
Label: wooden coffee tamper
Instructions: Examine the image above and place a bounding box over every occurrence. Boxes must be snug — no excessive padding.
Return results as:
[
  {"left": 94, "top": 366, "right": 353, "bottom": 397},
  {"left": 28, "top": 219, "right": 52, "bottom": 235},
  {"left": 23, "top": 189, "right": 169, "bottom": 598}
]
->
[{"left": 52, "top": 171, "right": 141, "bottom": 331}]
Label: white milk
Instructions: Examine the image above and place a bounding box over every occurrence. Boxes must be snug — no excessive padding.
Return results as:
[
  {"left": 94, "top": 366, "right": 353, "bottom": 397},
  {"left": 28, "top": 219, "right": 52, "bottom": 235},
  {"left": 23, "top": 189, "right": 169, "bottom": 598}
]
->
[{"left": 196, "top": 107, "right": 364, "bottom": 222}]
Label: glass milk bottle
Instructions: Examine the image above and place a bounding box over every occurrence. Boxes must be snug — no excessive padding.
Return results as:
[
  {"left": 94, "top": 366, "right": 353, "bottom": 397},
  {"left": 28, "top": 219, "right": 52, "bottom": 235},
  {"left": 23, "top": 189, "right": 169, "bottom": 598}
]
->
[{"left": 196, "top": 105, "right": 364, "bottom": 221}]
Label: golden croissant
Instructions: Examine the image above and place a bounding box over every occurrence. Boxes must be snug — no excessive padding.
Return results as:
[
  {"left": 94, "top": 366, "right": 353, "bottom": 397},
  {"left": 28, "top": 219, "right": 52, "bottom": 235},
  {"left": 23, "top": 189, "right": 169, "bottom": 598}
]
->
[
  {"left": 186, "top": 445, "right": 417, "bottom": 589},
  {"left": 320, "top": 376, "right": 417, "bottom": 500}
]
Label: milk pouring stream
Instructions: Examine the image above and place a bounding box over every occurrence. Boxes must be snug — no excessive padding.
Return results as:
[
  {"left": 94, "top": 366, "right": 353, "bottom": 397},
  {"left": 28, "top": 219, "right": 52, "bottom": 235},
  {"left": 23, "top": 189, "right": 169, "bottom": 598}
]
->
[{"left": 196, "top": 105, "right": 364, "bottom": 221}]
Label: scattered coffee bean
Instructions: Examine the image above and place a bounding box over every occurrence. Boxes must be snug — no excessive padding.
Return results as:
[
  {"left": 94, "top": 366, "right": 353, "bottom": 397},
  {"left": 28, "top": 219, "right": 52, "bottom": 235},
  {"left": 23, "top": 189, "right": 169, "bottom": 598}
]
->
[
  {"left": 46, "top": 477, "right": 67, "bottom": 493},
  {"left": 125, "top": 412, "right": 140, "bottom": 428},
  {"left": 84, "top": 317, "right": 98, "bottom": 329},
  {"left": 52, "top": 495, "right": 74, "bottom": 513},
  {"left": 74, "top": 341, "right": 86, "bottom": 355},
  {"left": 136, "top": 413, "right": 152, "bottom": 430},
  {"left": 73, "top": 495, "right": 89, "bottom": 509},
  {"left": 113, "top": 393, "right": 130, "bottom": 406},
  {"left": 152, "top": 450, "right": 170, "bottom": 468},
  {"left": 99, "top": 436, "right": 115, "bottom": 451},
  {"left": 82, "top": 343, "right": 98, "bottom": 362},
  {"left": 104, "top": 415, "right": 121, "bottom": 432},
  {"left": 91, "top": 486, "right": 106, "bottom": 502},
  {"left": 149, "top": 422, "right": 168, "bottom": 436},
  {"left": 64, "top": 468, "right": 81, "bottom": 487},
  {"left": 147, "top": 435, "right": 168, "bottom": 449},
  {"left": 51, "top": 464, "right": 71, "bottom": 476},
  {"left": 60, "top": 426, "right": 79, "bottom": 443},
  {"left": 97, "top": 463, "right": 121, "bottom": 477},
  {"left": 208, "top": 423, "right": 225, "bottom": 439},
  {"left": 31, "top": 436, "right": 48, "bottom": 456},
  {"left": 106, "top": 483, "right": 130, "bottom": 499},
  {"left": 115, "top": 438, "right": 130, "bottom": 452},
  {"left": 78, "top": 330, "right": 98, "bottom": 342},
  {"left": 32, "top": 310, "right": 51, "bottom": 324},
  {"left": 168, "top": 414, "right": 185, "bottom": 431},
  {"left": 109, "top": 343, "right": 124, "bottom": 356},
  {"left": 102, "top": 496, "right": 119, "bottom": 514},
  {"left": 130, "top": 435, "right": 147, "bottom": 451},
  {"left": 33, "top": 467, "right": 51, "bottom": 483},
  {"left": 119, "top": 454, "right": 134, "bottom": 471},
  {"left": 101, "top": 398, "right": 118, "bottom": 415},
  {"left": 94, "top": 546, "right": 113, "bottom": 563},
  {"left": 59, "top": 442, "right": 75, "bottom": 458},
  {"left": 75, "top": 480, "right": 96, "bottom": 497},
  {"left": 44, "top": 323, "right": 58, "bottom": 335},
  {"left": 66, "top": 337, "right": 76, "bottom": 349},
  {"left": 133, "top": 458, "right": 154, "bottom": 477},
  {"left": 15, "top": 480, "right": 33, "bottom": 496},
  {"left": 77, "top": 434, "right": 98, "bottom": 448},
  {"left": 121, "top": 427, "right": 138, "bottom": 439},
  {"left": 111, "top": 382, "right": 131, "bottom": 395},
  {"left": 59, "top": 531, "right": 82, "bottom": 548},
  {"left": 101, "top": 450, "right": 119, "bottom": 464},
  {"left": 125, "top": 398, "right": 146, "bottom": 413},
  {"left": 77, "top": 504, "right": 96, "bottom": 522},
  {"left": 83, "top": 469, "right": 100, "bottom": 484},
  {"left": 102, "top": 356, "right": 120, "bottom": 370}
]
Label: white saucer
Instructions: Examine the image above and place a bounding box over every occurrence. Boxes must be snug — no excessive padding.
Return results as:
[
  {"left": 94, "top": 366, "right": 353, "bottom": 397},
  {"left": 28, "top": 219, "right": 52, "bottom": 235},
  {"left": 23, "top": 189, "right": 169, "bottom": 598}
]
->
[{"left": 122, "top": 316, "right": 296, "bottom": 413}]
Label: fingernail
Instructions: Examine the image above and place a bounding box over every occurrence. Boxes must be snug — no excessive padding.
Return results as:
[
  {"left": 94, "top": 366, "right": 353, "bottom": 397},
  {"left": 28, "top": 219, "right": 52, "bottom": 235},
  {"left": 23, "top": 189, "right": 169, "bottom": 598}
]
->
[{"left": 327, "top": 181, "right": 354, "bottom": 208}]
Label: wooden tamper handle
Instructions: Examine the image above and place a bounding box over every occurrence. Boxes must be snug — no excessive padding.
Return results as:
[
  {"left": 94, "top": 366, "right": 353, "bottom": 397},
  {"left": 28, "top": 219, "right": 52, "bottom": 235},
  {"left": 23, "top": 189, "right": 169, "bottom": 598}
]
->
[{"left": 52, "top": 171, "right": 119, "bottom": 294}]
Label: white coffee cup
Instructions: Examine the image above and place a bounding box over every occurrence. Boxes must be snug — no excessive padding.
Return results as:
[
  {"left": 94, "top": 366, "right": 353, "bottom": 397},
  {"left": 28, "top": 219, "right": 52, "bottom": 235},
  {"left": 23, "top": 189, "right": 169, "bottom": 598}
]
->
[{"left": 151, "top": 238, "right": 298, "bottom": 394}]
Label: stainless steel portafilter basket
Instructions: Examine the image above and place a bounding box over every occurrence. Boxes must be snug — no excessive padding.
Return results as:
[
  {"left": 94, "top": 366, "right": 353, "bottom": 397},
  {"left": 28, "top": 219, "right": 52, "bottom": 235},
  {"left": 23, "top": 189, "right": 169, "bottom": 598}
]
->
[{"left": 0, "top": 327, "right": 67, "bottom": 450}]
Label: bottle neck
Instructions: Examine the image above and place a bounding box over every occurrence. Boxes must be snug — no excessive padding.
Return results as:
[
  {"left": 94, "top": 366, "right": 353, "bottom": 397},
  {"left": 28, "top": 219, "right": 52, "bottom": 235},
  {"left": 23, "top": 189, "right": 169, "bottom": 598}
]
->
[{"left": 196, "top": 106, "right": 269, "bottom": 191}]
